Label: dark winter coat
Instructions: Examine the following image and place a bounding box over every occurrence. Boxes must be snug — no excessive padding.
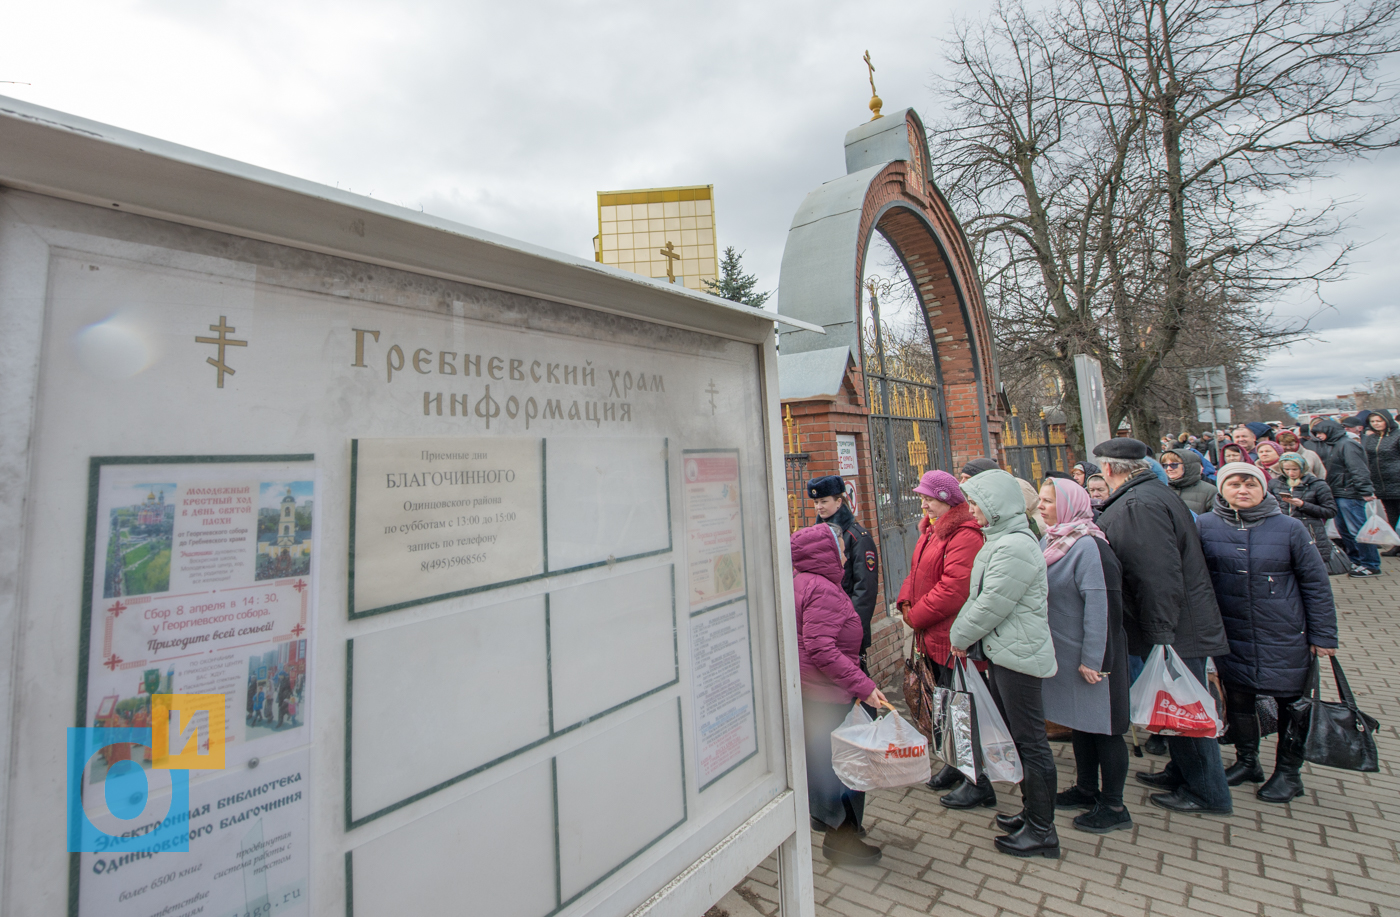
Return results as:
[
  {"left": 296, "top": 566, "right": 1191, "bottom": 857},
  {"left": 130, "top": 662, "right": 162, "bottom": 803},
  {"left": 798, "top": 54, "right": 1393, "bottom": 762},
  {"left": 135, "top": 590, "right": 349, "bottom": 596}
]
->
[
  {"left": 1196, "top": 494, "right": 1338, "bottom": 695},
  {"left": 1267, "top": 473, "right": 1337, "bottom": 559},
  {"left": 791, "top": 526, "right": 875, "bottom": 705},
  {"left": 825, "top": 504, "right": 880, "bottom": 652},
  {"left": 897, "top": 502, "right": 984, "bottom": 665},
  {"left": 1162, "top": 448, "right": 1218, "bottom": 514},
  {"left": 1307, "top": 418, "right": 1374, "bottom": 500},
  {"left": 1358, "top": 409, "right": 1400, "bottom": 499},
  {"left": 1096, "top": 472, "right": 1229, "bottom": 659}
]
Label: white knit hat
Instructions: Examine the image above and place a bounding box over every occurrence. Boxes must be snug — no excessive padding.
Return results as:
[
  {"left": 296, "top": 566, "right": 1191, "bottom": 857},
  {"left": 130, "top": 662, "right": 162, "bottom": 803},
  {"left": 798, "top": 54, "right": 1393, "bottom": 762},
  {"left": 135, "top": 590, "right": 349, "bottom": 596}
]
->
[{"left": 1215, "top": 462, "right": 1267, "bottom": 493}]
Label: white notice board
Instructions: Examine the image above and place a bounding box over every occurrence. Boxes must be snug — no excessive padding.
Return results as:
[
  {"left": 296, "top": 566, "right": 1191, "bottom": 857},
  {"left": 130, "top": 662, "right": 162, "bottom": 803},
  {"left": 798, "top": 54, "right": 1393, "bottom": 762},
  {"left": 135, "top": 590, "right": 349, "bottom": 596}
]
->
[{"left": 0, "top": 97, "right": 813, "bottom": 917}]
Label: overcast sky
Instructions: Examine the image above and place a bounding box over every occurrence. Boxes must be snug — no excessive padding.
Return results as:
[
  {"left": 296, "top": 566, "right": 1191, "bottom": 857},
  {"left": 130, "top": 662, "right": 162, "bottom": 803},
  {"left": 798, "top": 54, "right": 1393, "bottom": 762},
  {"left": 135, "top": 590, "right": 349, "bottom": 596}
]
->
[{"left": 6, "top": 0, "right": 1396, "bottom": 404}]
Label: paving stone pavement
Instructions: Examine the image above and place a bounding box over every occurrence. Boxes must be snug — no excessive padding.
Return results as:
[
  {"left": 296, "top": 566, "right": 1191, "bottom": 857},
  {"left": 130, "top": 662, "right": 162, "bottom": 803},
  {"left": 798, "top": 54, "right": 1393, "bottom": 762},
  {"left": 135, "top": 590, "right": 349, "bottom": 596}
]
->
[{"left": 738, "top": 556, "right": 1400, "bottom": 917}]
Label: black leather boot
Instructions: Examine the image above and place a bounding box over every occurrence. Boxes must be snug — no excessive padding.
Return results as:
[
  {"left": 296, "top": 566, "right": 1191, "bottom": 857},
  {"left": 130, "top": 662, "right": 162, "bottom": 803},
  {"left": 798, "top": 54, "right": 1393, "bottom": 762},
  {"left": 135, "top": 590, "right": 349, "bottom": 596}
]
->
[
  {"left": 1258, "top": 718, "right": 1306, "bottom": 803},
  {"left": 1224, "top": 711, "right": 1265, "bottom": 785},
  {"left": 941, "top": 774, "right": 997, "bottom": 809},
  {"left": 821, "top": 821, "right": 882, "bottom": 866},
  {"left": 994, "top": 768, "right": 1060, "bottom": 859},
  {"left": 928, "top": 763, "right": 965, "bottom": 791},
  {"left": 995, "top": 810, "right": 1024, "bottom": 832},
  {"left": 1225, "top": 750, "right": 1265, "bottom": 786}
]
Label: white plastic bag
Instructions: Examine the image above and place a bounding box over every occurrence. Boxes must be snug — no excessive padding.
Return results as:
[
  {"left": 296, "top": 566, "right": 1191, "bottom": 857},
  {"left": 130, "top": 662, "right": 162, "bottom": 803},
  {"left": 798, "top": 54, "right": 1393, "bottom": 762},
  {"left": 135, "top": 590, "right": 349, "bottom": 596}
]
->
[
  {"left": 1357, "top": 500, "right": 1400, "bottom": 547},
  {"left": 1325, "top": 517, "right": 1341, "bottom": 541},
  {"left": 1129, "top": 645, "right": 1223, "bottom": 737},
  {"left": 831, "top": 702, "right": 931, "bottom": 791},
  {"left": 959, "top": 660, "right": 1023, "bottom": 783}
]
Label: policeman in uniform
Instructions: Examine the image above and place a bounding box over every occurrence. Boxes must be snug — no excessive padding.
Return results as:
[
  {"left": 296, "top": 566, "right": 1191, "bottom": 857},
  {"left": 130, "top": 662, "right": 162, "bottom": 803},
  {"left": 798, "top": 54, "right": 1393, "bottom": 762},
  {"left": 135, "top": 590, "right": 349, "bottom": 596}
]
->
[{"left": 807, "top": 475, "right": 879, "bottom": 669}]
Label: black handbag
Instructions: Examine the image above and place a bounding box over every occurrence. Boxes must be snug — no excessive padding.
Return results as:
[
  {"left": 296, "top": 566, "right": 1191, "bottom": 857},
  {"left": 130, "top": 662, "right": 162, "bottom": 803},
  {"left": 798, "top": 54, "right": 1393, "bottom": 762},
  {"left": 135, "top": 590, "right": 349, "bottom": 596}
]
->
[{"left": 1286, "top": 657, "right": 1380, "bottom": 773}]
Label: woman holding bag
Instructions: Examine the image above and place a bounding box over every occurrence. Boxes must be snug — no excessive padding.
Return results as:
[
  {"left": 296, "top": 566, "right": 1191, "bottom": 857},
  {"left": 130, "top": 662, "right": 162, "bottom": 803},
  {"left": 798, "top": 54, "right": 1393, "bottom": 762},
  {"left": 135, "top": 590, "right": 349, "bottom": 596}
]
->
[
  {"left": 1196, "top": 463, "right": 1338, "bottom": 803},
  {"left": 896, "top": 470, "right": 984, "bottom": 795},
  {"left": 948, "top": 470, "right": 1060, "bottom": 859},
  {"left": 1032, "top": 478, "right": 1132, "bottom": 834},
  {"left": 791, "top": 524, "right": 889, "bottom": 866}
]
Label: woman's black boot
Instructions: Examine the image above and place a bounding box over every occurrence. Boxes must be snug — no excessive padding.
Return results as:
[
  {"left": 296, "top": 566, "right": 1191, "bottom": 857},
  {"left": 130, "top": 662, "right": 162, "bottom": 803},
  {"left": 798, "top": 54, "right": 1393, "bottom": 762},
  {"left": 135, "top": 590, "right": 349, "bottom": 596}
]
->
[
  {"left": 822, "top": 821, "right": 882, "bottom": 866},
  {"left": 1224, "top": 712, "right": 1265, "bottom": 785},
  {"left": 928, "top": 763, "right": 965, "bottom": 791},
  {"left": 994, "top": 769, "right": 1060, "bottom": 859},
  {"left": 941, "top": 774, "right": 997, "bottom": 809},
  {"left": 1258, "top": 718, "right": 1306, "bottom": 803}
]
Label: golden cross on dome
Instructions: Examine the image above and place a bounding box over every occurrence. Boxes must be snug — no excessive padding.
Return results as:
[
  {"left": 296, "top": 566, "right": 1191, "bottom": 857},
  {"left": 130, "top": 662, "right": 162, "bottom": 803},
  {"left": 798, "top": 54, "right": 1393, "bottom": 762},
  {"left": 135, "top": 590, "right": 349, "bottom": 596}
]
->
[
  {"left": 194, "top": 316, "right": 247, "bottom": 388},
  {"left": 864, "top": 50, "right": 883, "bottom": 120}
]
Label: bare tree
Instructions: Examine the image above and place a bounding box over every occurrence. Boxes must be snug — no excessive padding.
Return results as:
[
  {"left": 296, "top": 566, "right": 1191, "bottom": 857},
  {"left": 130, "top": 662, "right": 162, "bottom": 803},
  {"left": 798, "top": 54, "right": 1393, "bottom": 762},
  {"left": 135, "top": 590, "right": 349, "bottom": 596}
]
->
[{"left": 931, "top": 0, "right": 1400, "bottom": 451}]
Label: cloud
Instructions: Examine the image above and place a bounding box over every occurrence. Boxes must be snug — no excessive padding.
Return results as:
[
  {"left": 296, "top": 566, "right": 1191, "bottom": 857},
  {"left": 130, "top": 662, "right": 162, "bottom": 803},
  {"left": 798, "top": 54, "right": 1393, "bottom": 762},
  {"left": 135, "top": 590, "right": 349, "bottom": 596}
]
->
[{"left": 3, "top": 0, "right": 1388, "bottom": 404}]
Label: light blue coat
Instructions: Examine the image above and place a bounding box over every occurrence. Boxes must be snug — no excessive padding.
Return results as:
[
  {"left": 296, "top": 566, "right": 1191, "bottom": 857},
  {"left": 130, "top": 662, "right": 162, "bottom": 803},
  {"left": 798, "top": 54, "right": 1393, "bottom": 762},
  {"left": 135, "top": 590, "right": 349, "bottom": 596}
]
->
[{"left": 948, "top": 470, "right": 1057, "bottom": 678}]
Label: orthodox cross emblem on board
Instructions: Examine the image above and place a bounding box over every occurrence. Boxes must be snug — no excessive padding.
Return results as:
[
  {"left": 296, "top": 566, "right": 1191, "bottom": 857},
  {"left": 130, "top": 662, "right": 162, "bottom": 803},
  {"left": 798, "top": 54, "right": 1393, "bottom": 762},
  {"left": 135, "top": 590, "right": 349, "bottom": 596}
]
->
[
  {"left": 195, "top": 316, "right": 247, "bottom": 388},
  {"left": 706, "top": 379, "right": 719, "bottom": 415}
]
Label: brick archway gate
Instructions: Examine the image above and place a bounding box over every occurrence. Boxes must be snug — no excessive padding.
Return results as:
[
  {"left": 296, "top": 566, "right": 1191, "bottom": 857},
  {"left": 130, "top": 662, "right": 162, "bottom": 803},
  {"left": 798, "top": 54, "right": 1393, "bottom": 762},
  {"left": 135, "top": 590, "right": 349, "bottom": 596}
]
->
[{"left": 777, "top": 108, "right": 1004, "bottom": 677}]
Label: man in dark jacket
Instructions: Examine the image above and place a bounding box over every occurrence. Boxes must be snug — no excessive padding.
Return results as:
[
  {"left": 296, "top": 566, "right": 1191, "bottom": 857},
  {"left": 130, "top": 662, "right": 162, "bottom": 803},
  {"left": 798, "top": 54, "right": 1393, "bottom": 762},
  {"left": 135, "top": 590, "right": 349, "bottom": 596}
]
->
[
  {"left": 808, "top": 476, "right": 879, "bottom": 662},
  {"left": 1307, "top": 417, "right": 1380, "bottom": 576},
  {"left": 1093, "top": 438, "right": 1233, "bottom": 816}
]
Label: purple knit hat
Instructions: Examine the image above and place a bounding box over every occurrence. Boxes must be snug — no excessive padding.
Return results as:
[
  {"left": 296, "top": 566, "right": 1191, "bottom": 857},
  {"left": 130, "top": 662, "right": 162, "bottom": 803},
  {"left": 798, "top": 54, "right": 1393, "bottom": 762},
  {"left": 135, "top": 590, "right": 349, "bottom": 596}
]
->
[{"left": 912, "top": 470, "right": 965, "bottom": 505}]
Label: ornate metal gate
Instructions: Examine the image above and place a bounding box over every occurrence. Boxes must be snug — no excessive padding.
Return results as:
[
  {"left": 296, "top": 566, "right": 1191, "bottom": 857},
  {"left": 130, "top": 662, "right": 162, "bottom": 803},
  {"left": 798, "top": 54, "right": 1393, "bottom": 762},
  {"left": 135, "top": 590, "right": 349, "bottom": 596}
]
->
[
  {"left": 863, "top": 285, "right": 948, "bottom": 602},
  {"left": 1001, "top": 408, "right": 1071, "bottom": 482}
]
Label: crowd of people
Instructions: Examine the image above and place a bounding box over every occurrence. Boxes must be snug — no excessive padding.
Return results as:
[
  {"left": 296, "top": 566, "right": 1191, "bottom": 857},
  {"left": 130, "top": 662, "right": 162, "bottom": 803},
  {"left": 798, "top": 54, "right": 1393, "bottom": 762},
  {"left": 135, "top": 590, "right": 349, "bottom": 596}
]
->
[{"left": 791, "top": 411, "right": 1399, "bottom": 867}]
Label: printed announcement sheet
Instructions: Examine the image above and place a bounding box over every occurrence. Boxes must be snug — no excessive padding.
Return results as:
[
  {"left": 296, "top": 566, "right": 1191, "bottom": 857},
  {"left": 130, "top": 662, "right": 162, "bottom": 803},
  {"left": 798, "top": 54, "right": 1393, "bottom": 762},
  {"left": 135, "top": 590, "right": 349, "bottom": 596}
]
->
[
  {"left": 350, "top": 437, "right": 544, "bottom": 615},
  {"left": 682, "top": 449, "right": 757, "bottom": 786},
  {"left": 689, "top": 601, "right": 758, "bottom": 788},
  {"left": 681, "top": 450, "right": 746, "bottom": 610},
  {"left": 82, "top": 457, "right": 317, "bottom": 765},
  {"left": 79, "top": 749, "right": 311, "bottom": 917}
]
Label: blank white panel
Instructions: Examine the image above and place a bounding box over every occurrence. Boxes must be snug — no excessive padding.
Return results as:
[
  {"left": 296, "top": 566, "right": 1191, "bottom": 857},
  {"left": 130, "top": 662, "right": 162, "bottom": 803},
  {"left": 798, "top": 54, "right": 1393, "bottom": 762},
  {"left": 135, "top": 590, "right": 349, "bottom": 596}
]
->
[
  {"left": 546, "top": 437, "right": 669, "bottom": 570},
  {"left": 556, "top": 700, "right": 685, "bottom": 900},
  {"left": 551, "top": 565, "right": 676, "bottom": 729},
  {"left": 351, "top": 595, "right": 549, "bottom": 819},
  {"left": 352, "top": 760, "right": 556, "bottom": 917}
]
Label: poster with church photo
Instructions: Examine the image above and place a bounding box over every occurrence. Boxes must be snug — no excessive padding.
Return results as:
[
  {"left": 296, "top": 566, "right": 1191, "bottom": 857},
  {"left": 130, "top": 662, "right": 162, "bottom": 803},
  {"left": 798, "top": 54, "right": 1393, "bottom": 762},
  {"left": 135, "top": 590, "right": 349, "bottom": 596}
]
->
[{"left": 79, "top": 455, "right": 318, "bottom": 773}]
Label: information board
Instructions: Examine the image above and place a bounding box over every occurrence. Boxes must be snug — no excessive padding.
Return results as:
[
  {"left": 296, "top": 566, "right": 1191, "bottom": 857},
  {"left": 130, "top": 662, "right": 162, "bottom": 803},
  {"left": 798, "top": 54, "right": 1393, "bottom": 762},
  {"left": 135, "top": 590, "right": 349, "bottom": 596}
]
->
[{"left": 0, "top": 98, "right": 813, "bottom": 917}]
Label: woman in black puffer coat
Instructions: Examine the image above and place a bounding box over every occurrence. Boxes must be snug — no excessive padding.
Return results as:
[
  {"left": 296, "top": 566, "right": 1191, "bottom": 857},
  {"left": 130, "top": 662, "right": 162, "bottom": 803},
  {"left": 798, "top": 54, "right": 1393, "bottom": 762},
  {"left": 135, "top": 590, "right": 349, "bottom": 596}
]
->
[
  {"left": 1197, "top": 463, "right": 1338, "bottom": 804},
  {"left": 1268, "top": 452, "right": 1339, "bottom": 568},
  {"left": 1359, "top": 409, "right": 1400, "bottom": 555}
]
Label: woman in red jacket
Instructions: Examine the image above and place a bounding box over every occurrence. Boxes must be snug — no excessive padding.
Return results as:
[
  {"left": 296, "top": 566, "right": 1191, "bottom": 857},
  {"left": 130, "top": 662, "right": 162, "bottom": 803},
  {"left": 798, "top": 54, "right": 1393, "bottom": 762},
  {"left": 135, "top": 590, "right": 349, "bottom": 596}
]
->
[{"left": 896, "top": 470, "right": 985, "bottom": 798}]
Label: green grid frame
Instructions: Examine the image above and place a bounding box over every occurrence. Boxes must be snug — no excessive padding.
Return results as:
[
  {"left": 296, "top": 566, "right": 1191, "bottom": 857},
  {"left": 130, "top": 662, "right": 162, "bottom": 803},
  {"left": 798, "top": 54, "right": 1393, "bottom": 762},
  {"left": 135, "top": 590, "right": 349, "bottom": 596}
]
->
[
  {"left": 344, "top": 566, "right": 679, "bottom": 828},
  {"left": 344, "top": 698, "right": 687, "bottom": 917},
  {"left": 347, "top": 438, "right": 673, "bottom": 619}
]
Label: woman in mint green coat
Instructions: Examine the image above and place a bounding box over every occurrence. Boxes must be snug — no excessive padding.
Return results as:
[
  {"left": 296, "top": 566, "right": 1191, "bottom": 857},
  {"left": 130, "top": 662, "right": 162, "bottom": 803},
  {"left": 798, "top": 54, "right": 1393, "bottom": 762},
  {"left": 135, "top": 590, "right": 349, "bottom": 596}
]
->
[{"left": 949, "top": 469, "right": 1059, "bottom": 859}]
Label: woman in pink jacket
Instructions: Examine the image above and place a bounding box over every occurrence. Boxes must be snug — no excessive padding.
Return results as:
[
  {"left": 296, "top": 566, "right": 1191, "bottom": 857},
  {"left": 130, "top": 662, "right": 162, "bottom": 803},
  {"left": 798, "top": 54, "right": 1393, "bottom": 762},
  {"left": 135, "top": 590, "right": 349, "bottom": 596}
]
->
[{"left": 793, "top": 523, "right": 888, "bottom": 867}]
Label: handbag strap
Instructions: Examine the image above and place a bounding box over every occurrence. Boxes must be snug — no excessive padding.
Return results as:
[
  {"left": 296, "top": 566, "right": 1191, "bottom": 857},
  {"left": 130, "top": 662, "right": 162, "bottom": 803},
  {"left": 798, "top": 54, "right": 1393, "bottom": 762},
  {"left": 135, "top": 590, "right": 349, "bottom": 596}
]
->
[
  {"left": 1328, "top": 656, "right": 1364, "bottom": 716},
  {"left": 1308, "top": 656, "right": 1324, "bottom": 701}
]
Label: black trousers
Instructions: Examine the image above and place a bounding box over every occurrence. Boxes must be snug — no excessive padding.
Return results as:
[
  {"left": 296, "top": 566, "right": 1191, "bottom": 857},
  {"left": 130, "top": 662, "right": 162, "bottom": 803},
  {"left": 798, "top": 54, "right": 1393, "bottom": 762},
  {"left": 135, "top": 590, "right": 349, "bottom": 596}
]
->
[
  {"left": 1070, "top": 731, "right": 1129, "bottom": 807},
  {"left": 986, "top": 664, "right": 1056, "bottom": 781},
  {"left": 1224, "top": 682, "right": 1301, "bottom": 764}
]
